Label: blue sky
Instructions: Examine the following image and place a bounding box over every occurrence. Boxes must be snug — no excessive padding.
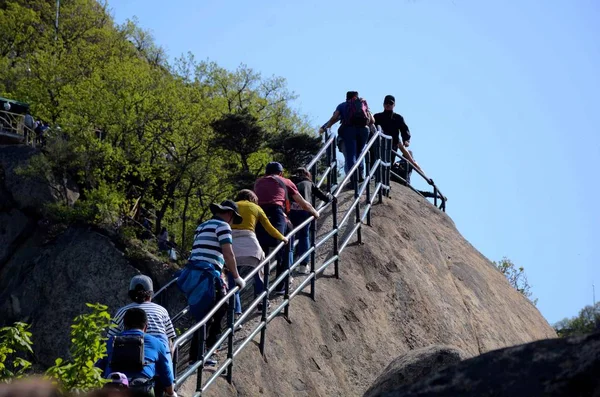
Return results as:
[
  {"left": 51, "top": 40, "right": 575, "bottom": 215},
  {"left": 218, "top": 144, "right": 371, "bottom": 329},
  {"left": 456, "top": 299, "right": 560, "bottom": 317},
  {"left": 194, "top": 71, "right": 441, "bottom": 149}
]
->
[{"left": 110, "top": 0, "right": 600, "bottom": 324}]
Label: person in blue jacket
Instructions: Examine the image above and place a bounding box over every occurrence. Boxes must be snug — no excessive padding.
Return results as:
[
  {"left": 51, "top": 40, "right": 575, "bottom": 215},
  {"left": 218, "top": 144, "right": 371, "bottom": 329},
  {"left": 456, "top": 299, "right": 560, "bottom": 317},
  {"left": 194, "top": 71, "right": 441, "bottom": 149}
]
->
[{"left": 97, "top": 308, "right": 177, "bottom": 397}]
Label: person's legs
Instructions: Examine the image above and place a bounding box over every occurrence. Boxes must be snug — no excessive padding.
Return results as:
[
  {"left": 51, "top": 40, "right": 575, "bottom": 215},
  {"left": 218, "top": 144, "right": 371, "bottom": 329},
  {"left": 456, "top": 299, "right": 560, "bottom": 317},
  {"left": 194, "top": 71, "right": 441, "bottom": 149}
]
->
[
  {"left": 206, "top": 287, "right": 228, "bottom": 349},
  {"left": 260, "top": 206, "right": 287, "bottom": 292},
  {"left": 340, "top": 126, "right": 358, "bottom": 174},
  {"left": 290, "top": 210, "right": 310, "bottom": 268}
]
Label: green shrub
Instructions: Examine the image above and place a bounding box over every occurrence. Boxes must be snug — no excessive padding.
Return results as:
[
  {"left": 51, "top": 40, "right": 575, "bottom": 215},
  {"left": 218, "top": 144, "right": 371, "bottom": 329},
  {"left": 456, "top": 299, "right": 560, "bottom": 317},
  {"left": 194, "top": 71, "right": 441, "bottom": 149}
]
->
[
  {"left": 0, "top": 322, "right": 33, "bottom": 382},
  {"left": 45, "top": 303, "right": 113, "bottom": 393}
]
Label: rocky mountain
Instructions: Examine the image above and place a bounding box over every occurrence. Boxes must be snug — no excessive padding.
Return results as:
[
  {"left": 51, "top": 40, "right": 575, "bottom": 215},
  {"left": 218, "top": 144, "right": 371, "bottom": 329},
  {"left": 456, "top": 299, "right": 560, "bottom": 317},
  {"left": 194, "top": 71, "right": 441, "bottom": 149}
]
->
[{"left": 0, "top": 145, "right": 556, "bottom": 395}]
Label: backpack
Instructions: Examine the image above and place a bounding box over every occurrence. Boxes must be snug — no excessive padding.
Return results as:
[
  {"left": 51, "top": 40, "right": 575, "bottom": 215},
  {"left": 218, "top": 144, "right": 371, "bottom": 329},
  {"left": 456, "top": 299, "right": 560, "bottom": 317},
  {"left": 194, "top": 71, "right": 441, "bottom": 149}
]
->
[
  {"left": 391, "top": 159, "right": 413, "bottom": 185},
  {"left": 344, "top": 98, "right": 369, "bottom": 127},
  {"left": 109, "top": 334, "right": 145, "bottom": 372},
  {"left": 271, "top": 176, "right": 291, "bottom": 214}
]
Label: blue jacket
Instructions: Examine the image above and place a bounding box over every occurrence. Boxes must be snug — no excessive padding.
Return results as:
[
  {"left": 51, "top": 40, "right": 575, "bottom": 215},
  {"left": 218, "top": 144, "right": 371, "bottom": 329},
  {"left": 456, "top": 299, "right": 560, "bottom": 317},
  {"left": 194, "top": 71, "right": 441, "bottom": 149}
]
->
[{"left": 97, "top": 329, "right": 174, "bottom": 386}]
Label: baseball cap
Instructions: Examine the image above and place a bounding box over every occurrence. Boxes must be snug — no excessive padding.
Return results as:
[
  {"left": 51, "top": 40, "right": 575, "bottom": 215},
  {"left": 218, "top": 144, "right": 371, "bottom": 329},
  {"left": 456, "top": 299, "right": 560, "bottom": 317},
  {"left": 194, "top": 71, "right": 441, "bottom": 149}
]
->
[
  {"left": 384, "top": 95, "right": 395, "bottom": 105},
  {"left": 129, "top": 274, "right": 153, "bottom": 292},
  {"left": 107, "top": 372, "right": 129, "bottom": 387},
  {"left": 265, "top": 162, "right": 284, "bottom": 175}
]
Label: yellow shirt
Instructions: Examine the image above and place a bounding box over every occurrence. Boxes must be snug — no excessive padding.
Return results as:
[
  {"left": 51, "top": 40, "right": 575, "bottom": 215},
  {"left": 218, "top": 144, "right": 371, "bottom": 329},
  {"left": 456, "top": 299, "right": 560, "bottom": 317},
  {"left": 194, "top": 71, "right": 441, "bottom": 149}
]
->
[{"left": 232, "top": 200, "right": 285, "bottom": 241}]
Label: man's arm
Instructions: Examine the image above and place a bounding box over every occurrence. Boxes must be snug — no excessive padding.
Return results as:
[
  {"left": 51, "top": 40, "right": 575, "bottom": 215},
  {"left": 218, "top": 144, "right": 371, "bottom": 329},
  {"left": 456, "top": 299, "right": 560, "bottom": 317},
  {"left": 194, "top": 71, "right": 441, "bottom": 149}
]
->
[
  {"left": 397, "top": 115, "right": 411, "bottom": 145},
  {"left": 222, "top": 243, "right": 240, "bottom": 278},
  {"left": 156, "top": 342, "right": 176, "bottom": 396},
  {"left": 397, "top": 144, "right": 422, "bottom": 173},
  {"left": 291, "top": 193, "right": 320, "bottom": 219},
  {"left": 319, "top": 110, "right": 341, "bottom": 133}
]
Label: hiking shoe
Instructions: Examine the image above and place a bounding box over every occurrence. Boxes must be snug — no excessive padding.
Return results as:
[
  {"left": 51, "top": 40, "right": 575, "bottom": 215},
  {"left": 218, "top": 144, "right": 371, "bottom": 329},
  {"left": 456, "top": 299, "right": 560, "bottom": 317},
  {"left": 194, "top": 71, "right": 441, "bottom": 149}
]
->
[
  {"left": 257, "top": 301, "right": 270, "bottom": 312},
  {"left": 297, "top": 265, "right": 309, "bottom": 275},
  {"left": 205, "top": 358, "right": 218, "bottom": 366}
]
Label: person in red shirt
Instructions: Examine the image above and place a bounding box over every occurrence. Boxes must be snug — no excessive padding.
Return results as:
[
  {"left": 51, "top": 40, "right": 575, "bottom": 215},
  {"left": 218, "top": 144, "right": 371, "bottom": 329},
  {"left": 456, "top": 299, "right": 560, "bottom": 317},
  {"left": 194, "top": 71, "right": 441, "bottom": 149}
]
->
[{"left": 254, "top": 162, "right": 319, "bottom": 294}]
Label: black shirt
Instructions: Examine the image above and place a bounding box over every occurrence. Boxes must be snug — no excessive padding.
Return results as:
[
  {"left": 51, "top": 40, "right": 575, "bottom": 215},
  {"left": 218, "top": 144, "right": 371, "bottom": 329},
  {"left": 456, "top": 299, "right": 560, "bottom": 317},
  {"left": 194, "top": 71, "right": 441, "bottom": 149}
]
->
[
  {"left": 374, "top": 110, "right": 411, "bottom": 147},
  {"left": 290, "top": 176, "right": 330, "bottom": 210}
]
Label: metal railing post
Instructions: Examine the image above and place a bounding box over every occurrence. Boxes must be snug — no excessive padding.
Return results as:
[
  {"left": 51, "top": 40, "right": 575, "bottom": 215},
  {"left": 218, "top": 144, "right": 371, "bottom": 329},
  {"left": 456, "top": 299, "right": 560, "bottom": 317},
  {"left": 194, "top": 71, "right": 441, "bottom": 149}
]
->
[
  {"left": 376, "top": 133, "right": 383, "bottom": 204},
  {"left": 366, "top": 148, "right": 372, "bottom": 227},
  {"left": 386, "top": 138, "right": 392, "bottom": 197},
  {"left": 332, "top": 196, "right": 339, "bottom": 279},
  {"left": 283, "top": 243, "right": 291, "bottom": 320},
  {"left": 259, "top": 260, "right": 270, "bottom": 355},
  {"left": 226, "top": 293, "right": 235, "bottom": 383},
  {"left": 433, "top": 184, "right": 438, "bottom": 207},
  {"left": 325, "top": 138, "right": 332, "bottom": 193},
  {"left": 195, "top": 325, "right": 206, "bottom": 393},
  {"left": 310, "top": 162, "right": 318, "bottom": 300},
  {"left": 354, "top": 169, "right": 362, "bottom": 245}
]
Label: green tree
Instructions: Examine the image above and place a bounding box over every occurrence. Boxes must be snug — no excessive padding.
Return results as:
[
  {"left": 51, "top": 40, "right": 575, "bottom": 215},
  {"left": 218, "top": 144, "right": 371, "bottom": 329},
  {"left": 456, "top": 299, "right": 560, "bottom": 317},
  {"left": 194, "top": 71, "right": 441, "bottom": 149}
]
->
[
  {"left": 0, "top": 0, "right": 314, "bottom": 252},
  {"left": 268, "top": 129, "right": 322, "bottom": 172},
  {"left": 554, "top": 302, "right": 600, "bottom": 337},
  {"left": 0, "top": 322, "right": 33, "bottom": 381},
  {"left": 45, "top": 303, "right": 112, "bottom": 393},
  {"left": 494, "top": 257, "right": 537, "bottom": 305}
]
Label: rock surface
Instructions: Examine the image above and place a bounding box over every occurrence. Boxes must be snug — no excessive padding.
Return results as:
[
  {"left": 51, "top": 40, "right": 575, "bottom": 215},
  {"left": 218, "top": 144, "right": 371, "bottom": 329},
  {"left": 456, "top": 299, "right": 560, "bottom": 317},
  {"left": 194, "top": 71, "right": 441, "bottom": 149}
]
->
[
  {"left": 363, "top": 345, "right": 466, "bottom": 397},
  {"left": 377, "top": 332, "right": 600, "bottom": 397},
  {"left": 180, "top": 182, "right": 556, "bottom": 397}
]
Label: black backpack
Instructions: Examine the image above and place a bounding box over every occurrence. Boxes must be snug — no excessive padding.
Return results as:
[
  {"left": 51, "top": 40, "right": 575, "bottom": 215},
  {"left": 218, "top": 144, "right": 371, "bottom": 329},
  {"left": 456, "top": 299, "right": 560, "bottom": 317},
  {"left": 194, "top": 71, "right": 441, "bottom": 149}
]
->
[{"left": 109, "top": 334, "right": 145, "bottom": 372}]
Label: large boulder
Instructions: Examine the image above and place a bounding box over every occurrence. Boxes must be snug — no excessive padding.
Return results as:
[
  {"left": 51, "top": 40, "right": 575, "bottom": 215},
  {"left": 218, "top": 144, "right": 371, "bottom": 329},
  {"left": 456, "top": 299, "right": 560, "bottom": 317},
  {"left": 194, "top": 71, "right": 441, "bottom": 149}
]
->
[
  {"left": 363, "top": 345, "right": 466, "bottom": 397},
  {"left": 378, "top": 333, "right": 600, "bottom": 396},
  {"left": 187, "top": 185, "right": 557, "bottom": 397},
  {"left": 0, "top": 227, "right": 138, "bottom": 365}
]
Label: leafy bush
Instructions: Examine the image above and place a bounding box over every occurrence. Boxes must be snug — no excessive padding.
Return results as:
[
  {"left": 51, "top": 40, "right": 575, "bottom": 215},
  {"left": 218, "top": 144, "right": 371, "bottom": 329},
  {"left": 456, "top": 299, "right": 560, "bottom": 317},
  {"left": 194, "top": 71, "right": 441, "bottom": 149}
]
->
[
  {"left": 45, "top": 303, "right": 112, "bottom": 393},
  {"left": 0, "top": 322, "right": 33, "bottom": 382},
  {"left": 495, "top": 257, "right": 537, "bottom": 305}
]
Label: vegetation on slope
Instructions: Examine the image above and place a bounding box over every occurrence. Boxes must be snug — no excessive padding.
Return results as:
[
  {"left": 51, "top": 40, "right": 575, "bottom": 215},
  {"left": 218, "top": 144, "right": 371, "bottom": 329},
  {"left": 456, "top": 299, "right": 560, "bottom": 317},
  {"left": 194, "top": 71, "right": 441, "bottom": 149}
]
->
[{"left": 0, "top": 0, "right": 320, "bottom": 251}]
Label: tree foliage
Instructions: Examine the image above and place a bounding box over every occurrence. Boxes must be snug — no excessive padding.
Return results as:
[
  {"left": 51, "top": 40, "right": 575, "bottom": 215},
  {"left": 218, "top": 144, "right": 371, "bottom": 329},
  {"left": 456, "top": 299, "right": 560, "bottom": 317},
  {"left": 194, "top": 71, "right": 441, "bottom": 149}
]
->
[
  {"left": 45, "top": 303, "right": 112, "bottom": 393},
  {"left": 0, "top": 0, "right": 318, "bottom": 251},
  {"left": 494, "top": 257, "right": 537, "bottom": 305},
  {"left": 0, "top": 322, "right": 33, "bottom": 381},
  {"left": 554, "top": 302, "right": 600, "bottom": 337}
]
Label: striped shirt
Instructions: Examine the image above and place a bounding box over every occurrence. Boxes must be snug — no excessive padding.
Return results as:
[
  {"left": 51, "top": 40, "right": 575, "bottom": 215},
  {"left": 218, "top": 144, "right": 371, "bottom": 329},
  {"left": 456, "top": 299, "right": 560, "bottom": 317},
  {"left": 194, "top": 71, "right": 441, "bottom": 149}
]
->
[
  {"left": 107, "top": 302, "right": 176, "bottom": 342},
  {"left": 189, "top": 218, "right": 232, "bottom": 270}
]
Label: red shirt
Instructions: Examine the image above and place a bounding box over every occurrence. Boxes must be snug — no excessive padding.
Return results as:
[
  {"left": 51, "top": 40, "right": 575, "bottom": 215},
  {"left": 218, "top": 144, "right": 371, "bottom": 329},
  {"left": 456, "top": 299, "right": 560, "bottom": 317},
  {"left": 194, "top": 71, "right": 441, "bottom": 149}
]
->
[{"left": 254, "top": 175, "right": 300, "bottom": 208}]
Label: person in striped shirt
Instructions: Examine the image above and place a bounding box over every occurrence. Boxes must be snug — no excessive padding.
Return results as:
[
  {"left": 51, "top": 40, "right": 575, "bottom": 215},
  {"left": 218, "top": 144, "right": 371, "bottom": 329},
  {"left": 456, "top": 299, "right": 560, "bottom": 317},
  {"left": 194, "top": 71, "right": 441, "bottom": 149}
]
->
[
  {"left": 180, "top": 200, "right": 246, "bottom": 361},
  {"left": 108, "top": 275, "right": 176, "bottom": 353}
]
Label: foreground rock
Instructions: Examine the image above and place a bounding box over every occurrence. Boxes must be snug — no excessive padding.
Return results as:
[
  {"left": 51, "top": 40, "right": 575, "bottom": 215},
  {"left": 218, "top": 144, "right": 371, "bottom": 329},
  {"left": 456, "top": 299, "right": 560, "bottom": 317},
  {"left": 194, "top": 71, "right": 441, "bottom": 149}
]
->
[
  {"left": 376, "top": 333, "right": 600, "bottom": 396},
  {"left": 363, "top": 345, "right": 466, "bottom": 397}
]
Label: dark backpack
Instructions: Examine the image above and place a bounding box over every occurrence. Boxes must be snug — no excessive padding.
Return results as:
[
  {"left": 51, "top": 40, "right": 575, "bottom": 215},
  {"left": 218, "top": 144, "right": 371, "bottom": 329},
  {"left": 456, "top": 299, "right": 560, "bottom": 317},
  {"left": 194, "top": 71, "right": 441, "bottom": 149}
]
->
[
  {"left": 344, "top": 98, "right": 369, "bottom": 127},
  {"left": 109, "top": 334, "right": 145, "bottom": 373}
]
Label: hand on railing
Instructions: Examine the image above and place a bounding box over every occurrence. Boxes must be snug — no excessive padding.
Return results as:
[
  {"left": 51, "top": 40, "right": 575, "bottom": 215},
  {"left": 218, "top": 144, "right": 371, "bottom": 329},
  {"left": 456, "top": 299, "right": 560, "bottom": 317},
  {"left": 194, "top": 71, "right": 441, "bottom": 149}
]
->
[
  {"left": 234, "top": 276, "right": 246, "bottom": 289},
  {"left": 282, "top": 236, "right": 289, "bottom": 245}
]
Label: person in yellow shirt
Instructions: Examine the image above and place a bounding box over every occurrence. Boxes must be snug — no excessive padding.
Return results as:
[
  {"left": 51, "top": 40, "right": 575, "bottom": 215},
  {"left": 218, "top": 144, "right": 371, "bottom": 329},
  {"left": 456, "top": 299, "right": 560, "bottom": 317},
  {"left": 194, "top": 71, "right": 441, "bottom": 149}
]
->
[{"left": 229, "top": 189, "right": 288, "bottom": 315}]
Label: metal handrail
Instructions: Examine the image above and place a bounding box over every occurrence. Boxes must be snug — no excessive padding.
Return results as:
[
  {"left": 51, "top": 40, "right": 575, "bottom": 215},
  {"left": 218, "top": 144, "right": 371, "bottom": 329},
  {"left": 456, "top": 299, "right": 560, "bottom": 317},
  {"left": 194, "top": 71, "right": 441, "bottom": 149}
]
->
[
  {"left": 151, "top": 126, "right": 445, "bottom": 395},
  {"left": 0, "top": 109, "right": 37, "bottom": 146},
  {"left": 389, "top": 148, "right": 446, "bottom": 211}
]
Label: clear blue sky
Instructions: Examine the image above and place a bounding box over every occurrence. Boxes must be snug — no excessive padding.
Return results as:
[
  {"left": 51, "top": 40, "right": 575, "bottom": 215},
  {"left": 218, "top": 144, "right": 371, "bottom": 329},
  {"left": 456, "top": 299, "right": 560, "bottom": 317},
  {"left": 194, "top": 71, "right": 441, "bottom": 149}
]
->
[{"left": 110, "top": 0, "right": 599, "bottom": 324}]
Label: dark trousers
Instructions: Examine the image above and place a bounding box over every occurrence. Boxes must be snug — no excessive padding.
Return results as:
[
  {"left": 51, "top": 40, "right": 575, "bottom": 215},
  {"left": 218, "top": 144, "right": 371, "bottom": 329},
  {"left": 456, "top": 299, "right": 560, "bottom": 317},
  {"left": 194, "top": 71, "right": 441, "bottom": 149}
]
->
[
  {"left": 189, "top": 279, "right": 228, "bottom": 362},
  {"left": 289, "top": 210, "right": 310, "bottom": 266},
  {"left": 255, "top": 205, "right": 293, "bottom": 291}
]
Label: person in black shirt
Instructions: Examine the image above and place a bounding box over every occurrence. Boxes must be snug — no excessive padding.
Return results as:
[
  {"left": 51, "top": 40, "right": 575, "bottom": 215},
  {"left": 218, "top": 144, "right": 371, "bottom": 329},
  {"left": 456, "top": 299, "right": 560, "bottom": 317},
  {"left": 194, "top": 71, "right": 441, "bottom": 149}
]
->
[
  {"left": 371, "top": 95, "right": 419, "bottom": 171},
  {"left": 374, "top": 94, "right": 410, "bottom": 151},
  {"left": 290, "top": 167, "right": 332, "bottom": 274}
]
